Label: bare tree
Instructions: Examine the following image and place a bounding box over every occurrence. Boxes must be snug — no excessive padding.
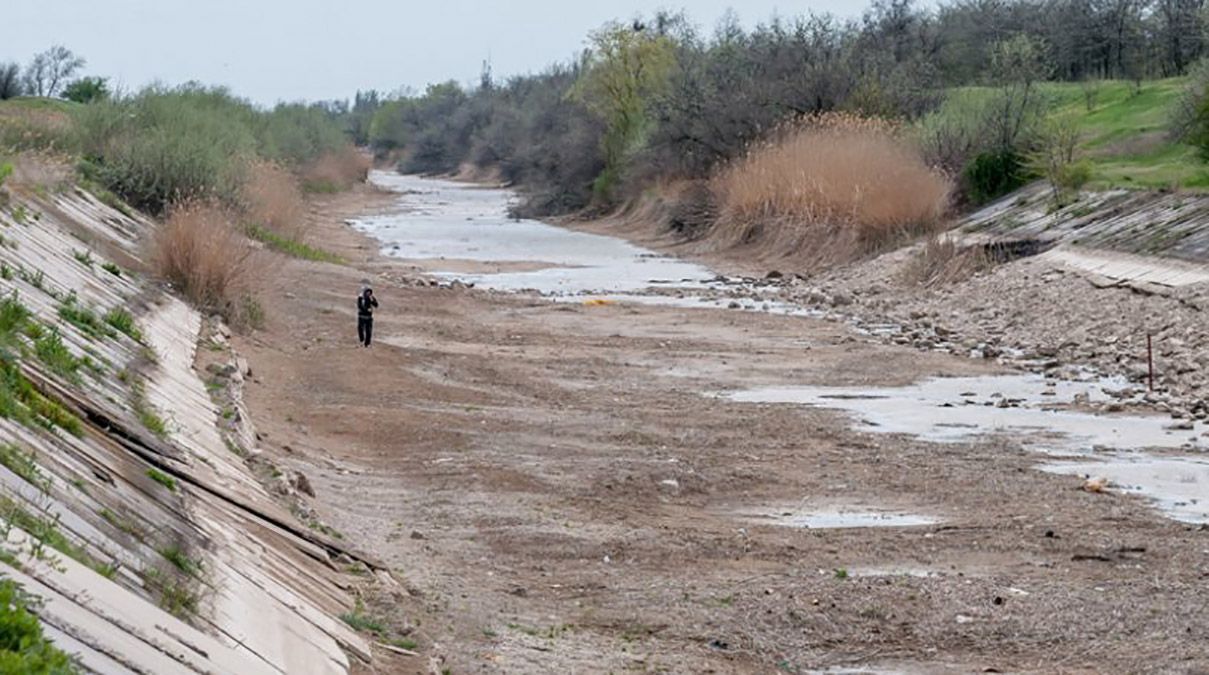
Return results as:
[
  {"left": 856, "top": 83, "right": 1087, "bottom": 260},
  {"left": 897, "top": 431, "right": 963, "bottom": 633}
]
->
[{"left": 23, "top": 46, "right": 85, "bottom": 97}]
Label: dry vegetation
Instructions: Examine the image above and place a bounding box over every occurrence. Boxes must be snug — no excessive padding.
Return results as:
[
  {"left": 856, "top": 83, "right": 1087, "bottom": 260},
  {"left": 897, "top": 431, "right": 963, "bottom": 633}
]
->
[
  {"left": 300, "top": 147, "right": 370, "bottom": 193},
  {"left": 710, "top": 113, "right": 952, "bottom": 266},
  {"left": 899, "top": 234, "right": 993, "bottom": 286},
  {"left": 242, "top": 161, "right": 307, "bottom": 239},
  {"left": 151, "top": 201, "right": 262, "bottom": 324}
]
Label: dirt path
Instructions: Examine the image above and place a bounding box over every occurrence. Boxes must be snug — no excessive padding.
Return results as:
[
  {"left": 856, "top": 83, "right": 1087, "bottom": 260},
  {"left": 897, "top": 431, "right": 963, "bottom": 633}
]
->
[{"left": 233, "top": 183, "right": 1209, "bottom": 674}]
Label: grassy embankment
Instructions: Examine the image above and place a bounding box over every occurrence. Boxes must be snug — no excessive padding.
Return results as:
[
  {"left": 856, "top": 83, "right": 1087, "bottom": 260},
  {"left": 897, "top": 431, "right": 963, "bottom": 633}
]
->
[{"left": 956, "top": 78, "right": 1207, "bottom": 190}]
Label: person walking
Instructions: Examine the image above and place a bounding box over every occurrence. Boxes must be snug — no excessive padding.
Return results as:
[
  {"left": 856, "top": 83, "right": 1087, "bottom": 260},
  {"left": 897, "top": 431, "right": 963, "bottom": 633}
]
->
[{"left": 357, "top": 286, "right": 378, "bottom": 347}]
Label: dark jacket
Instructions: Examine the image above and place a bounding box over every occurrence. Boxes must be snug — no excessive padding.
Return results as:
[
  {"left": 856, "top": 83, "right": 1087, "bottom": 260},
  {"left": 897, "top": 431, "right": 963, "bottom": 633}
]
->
[{"left": 357, "top": 293, "right": 378, "bottom": 319}]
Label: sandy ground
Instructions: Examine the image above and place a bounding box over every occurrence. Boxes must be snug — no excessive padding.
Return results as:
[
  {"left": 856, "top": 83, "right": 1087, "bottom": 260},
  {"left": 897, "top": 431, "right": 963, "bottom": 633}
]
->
[{"left": 231, "top": 185, "right": 1209, "bottom": 674}]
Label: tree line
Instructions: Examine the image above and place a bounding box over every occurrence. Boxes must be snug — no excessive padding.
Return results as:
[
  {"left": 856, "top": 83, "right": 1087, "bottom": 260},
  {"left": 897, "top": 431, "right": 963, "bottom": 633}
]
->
[
  {"left": 0, "top": 45, "right": 108, "bottom": 103},
  {"left": 350, "top": 0, "right": 1209, "bottom": 214}
]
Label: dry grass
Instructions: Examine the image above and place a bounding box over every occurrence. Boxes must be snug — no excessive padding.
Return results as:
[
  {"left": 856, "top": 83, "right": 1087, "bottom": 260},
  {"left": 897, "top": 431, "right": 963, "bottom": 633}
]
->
[
  {"left": 712, "top": 113, "right": 952, "bottom": 266},
  {"left": 300, "top": 146, "right": 370, "bottom": 193},
  {"left": 900, "top": 235, "right": 992, "bottom": 286},
  {"left": 151, "top": 201, "right": 263, "bottom": 325},
  {"left": 242, "top": 161, "right": 306, "bottom": 238},
  {"left": 5, "top": 152, "right": 74, "bottom": 191}
]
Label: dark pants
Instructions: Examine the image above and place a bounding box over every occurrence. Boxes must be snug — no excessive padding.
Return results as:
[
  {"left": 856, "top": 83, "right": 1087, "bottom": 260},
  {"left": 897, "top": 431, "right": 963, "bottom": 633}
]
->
[{"left": 357, "top": 316, "right": 373, "bottom": 346}]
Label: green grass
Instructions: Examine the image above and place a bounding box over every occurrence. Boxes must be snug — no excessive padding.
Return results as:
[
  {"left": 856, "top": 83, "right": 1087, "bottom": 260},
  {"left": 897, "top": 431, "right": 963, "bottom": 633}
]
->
[
  {"left": 129, "top": 378, "right": 168, "bottom": 438},
  {"left": 145, "top": 468, "right": 177, "bottom": 492},
  {"left": 949, "top": 77, "right": 1209, "bottom": 190},
  {"left": 58, "top": 295, "right": 114, "bottom": 340},
  {"left": 340, "top": 600, "right": 388, "bottom": 636},
  {"left": 103, "top": 307, "right": 142, "bottom": 342},
  {"left": 157, "top": 545, "right": 202, "bottom": 577},
  {"left": 33, "top": 330, "right": 81, "bottom": 380},
  {"left": 0, "top": 578, "right": 79, "bottom": 673},
  {"left": 245, "top": 224, "right": 343, "bottom": 263}
]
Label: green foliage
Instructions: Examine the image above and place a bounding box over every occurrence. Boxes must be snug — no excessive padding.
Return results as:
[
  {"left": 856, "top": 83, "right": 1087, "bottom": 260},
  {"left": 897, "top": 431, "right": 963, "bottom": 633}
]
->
[
  {"left": 145, "top": 468, "right": 176, "bottom": 492},
  {"left": 102, "top": 307, "right": 141, "bottom": 342},
  {"left": 963, "top": 149, "right": 1027, "bottom": 204},
  {"left": 157, "top": 545, "right": 202, "bottom": 577},
  {"left": 340, "top": 600, "right": 388, "bottom": 636},
  {"left": 0, "top": 579, "right": 78, "bottom": 674},
  {"left": 33, "top": 330, "right": 81, "bottom": 380},
  {"left": 245, "top": 224, "right": 342, "bottom": 263},
  {"left": 0, "top": 293, "right": 30, "bottom": 348},
  {"left": 57, "top": 295, "right": 112, "bottom": 340},
  {"left": 0, "top": 163, "right": 11, "bottom": 189},
  {"left": 100, "top": 262, "right": 121, "bottom": 277},
  {"left": 256, "top": 103, "right": 347, "bottom": 166},
  {"left": 71, "top": 85, "right": 351, "bottom": 213},
  {"left": 61, "top": 77, "right": 108, "bottom": 104},
  {"left": 572, "top": 23, "right": 677, "bottom": 202}
]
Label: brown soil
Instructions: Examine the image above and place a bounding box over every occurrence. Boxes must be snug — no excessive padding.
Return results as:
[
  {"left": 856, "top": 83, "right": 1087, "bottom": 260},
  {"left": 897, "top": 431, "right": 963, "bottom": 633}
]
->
[{"left": 232, "top": 183, "right": 1209, "bottom": 674}]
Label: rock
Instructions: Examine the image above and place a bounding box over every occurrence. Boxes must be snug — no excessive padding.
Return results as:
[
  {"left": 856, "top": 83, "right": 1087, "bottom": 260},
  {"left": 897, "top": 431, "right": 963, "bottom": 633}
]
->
[
  {"left": 830, "top": 292, "right": 852, "bottom": 307},
  {"left": 728, "top": 301, "right": 741, "bottom": 309},
  {"left": 1083, "top": 476, "right": 1109, "bottom": 493},
  {"left": 236, "top": 356, "right": 251, "bottom": 377},
  {"left": 410, "top": 530, "right": 425, "bottom": 540},
  {"left": 765, "top": 270, "right": 783, "bottom": 279}
]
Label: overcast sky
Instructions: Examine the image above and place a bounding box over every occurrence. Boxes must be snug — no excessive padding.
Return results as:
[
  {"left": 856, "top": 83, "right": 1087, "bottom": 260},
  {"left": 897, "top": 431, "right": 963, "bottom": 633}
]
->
[{"left": 6, "top": 0, "right": 871, "bottom": 106}]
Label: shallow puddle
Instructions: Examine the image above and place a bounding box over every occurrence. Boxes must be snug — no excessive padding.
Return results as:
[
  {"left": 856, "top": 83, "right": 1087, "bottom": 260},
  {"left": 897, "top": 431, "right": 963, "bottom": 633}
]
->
[
  {"left": 725, "top": 374, "right": 1209, "bottom": 523},
  {"left": 741, "top": 506, "right": 937, "bottom": 529}
]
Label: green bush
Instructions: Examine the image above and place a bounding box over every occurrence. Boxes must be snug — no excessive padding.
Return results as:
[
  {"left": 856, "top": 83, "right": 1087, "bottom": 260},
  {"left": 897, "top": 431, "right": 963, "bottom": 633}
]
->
[
  {"left": 963, "top": 149, "right": 1027, "bottom": 204},
  {"left": 71, "top": 85, "right": 351, "bottom": 214},
  {"left": 62, "top": 77, "right": 109, "bottom": 104},
  {"left": 0, "top": 579, "right": 77, "bottom": 674}
]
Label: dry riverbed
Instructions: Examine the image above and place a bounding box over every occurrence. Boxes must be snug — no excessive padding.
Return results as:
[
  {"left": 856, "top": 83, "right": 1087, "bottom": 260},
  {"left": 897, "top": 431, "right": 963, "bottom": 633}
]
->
[{"left": 231, "top": 176, "right": 1209, "bottom": 674}]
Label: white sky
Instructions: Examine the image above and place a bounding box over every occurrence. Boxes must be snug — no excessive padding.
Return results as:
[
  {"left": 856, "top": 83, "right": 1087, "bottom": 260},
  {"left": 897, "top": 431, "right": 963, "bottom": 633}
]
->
[{"left": 4, "top": 0, "right": 873, "bottom": 105}]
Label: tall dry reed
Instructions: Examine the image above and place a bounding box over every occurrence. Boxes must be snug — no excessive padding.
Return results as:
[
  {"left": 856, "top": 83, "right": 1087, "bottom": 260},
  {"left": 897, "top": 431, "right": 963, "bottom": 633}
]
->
[
  {"left": 242, "top": 161, "right": 306, "bottom": 239},
  {"left": 301, "top": 146, "right": 370, "bottom": 193},
  {"left": 712, "top": 113, "right": 952, "bottom": 265},
  {"left": 151, "top": 201, "right": 255, "bottom": 315}
]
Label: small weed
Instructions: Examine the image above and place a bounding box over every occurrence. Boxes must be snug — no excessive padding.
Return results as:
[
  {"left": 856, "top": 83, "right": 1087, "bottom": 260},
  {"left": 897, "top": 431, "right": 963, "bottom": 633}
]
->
[
  {"left": 0, "top": 263, "right": 11, "bottom": 280},
  {"left": 33, "top": 329, "right": 81, "bottom": 380},
  {"left": 834, "top": 568, "right": 849, "bottom": 580},
  {"left": 103, "top": 307, "right": 142, "bottom": 342},
  {"left": 130, "top": 378, "right": 169, "bottom": 437},
  {"left": 387, "top": 637, "right": 418, "bottom": 650},
  {"left": 101, "top": 261, "right": 122, "bottom": 277},
  {"left": 0, "top": 444, "right": 49, "bottom": 493},
  {"left": 145, "top": 468, "right": 177, "bottom": 492},
  {"left": 144, "top": 567, "right": 199, "bottom": 619},
  {"left": 59, "top": 293, "right": 114, "bottom": 339},
  {"left": 157, "top": 545, "right": 202, "bottom": 577},
  {"left": 72, "top": 249, "right": 94, "bottom": 267},
  {"left": 99, "top": 508, "right": 143, "bottom": 538},
  {"left": 18, "top": 268, "right": 44, "bottom": 290},
  {"left": 340, "top": 600, "right": 388, "bottom": 636}
]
